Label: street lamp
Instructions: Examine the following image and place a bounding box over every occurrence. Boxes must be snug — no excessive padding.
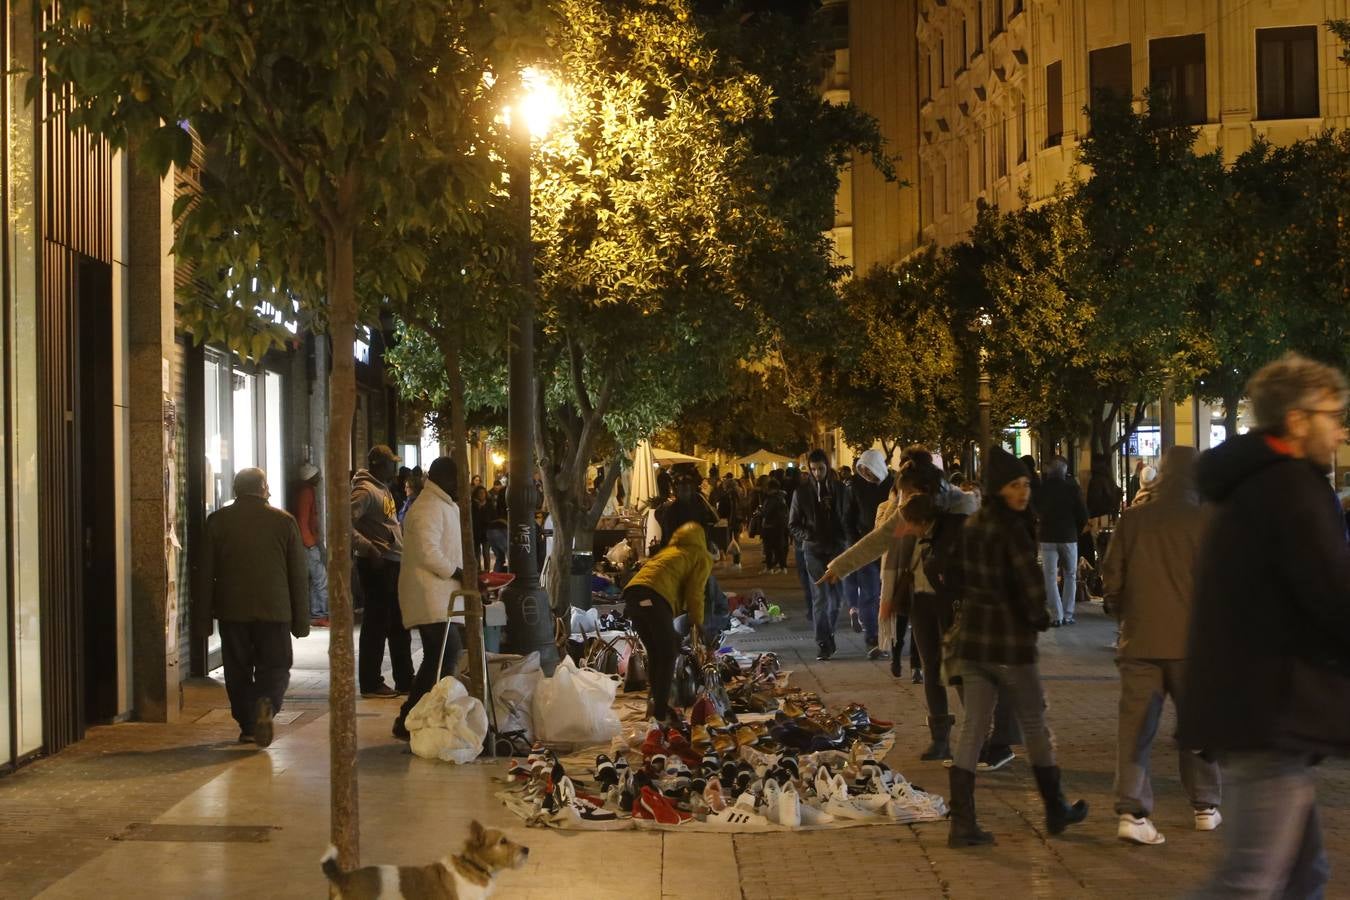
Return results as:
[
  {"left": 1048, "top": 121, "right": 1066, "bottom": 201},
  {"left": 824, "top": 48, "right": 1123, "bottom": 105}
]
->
[
  {"left": 975, "top": 310, "right": 993, "bottom": 480},
  {"left": 500, "top": 68, "right": 562, "bottom": 672}
]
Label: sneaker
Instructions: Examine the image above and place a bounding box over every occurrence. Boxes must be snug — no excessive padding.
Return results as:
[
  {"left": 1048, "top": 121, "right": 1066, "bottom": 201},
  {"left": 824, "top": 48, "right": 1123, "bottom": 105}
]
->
[
  {"left": 816, "top": 643, "right": 834, "bottom": 661},
  {"left": 733, "top": 562, "right": 743, "bottom": 571},
  {"left": 911, "top": 668, "right": 924, "bottom": 684},
  {"left": 978, "top": 746, "right": 1016, "bottom": 771},
  {"left": 596, "top": 754, "right": 618, "bottom": 789},
  {"left": 361, "top": 684, "right": 398, "bottom": 699},
  {"left": 705, "top": 792, "right": 770, "bottom": 829},
  {"left": 391, "top": 718, "right": 411, "bottom": 742},
  {"left": 1194, "top": 808, "right": 1222, "bottom": 832},
  {"left": 866, "top": 646, "right": 887, "bottom": 661},
  {"left": 550, "top": 775, "right": 626, "bottom": 829},
  {"left": 849, "top": 608, "right": 863, "bottom": 633},
  {"left": 762, "top": 779, "right": 802, "bottom": 828},
  {"left": 636, "top": 786, "right": 690, "bottom": 825},
  {"left": 1118, "top": 813, "right": 1166, "bottom": 845},
  {"left": 311, "top": 616, "right": 330, "bottom": 628},
  {"left": 237, "top": 732, "right": 254, "bottom": 744},
  {"left": 253, "top": 698, "right": 275, "bottom": 748},
  {"left": 821, "top": 775, "right": 879, "bottom": 821}
]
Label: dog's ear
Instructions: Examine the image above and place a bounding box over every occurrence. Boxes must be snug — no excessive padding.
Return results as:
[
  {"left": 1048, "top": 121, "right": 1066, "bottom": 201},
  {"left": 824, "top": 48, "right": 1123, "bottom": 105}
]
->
[{"left": 468, "top": 820, "right": 487, "bottom": 846}]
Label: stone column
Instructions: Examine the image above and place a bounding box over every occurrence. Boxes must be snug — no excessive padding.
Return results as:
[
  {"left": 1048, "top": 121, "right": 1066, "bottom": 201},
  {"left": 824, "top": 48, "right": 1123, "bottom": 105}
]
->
[{"left": 126, "top": 149, "right": 179, "bottom": 723}]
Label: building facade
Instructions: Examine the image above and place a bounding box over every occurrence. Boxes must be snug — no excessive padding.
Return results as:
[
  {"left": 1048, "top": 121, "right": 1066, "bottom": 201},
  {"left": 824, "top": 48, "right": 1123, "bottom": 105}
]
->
[{"left": 914, "top": 0, "right": 1350, "bottom": 245}]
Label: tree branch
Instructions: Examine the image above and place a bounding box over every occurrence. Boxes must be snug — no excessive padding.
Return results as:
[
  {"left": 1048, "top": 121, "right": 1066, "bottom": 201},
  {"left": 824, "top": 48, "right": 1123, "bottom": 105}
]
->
[
  {"left": 583, "top": 452, "right": 626, "bottom": 532},
  {"left": 566, "top": 335, "right": 594, "bottom": 419}
]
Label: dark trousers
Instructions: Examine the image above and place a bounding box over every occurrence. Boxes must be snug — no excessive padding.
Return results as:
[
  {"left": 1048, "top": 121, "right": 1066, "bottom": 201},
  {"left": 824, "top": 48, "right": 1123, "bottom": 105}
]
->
[
  {"left": 910, "top": 591, "right": 954, "bottom": 718},
  {"left": 892, "top": 617, "right": 922, "bottom": 670},
  {"left": 398, "top": 622, "right": 463, "bottom": 725},
  {"left": 219, "top": 621, "right": 293, "bottom": 736},
  {"left": 626, "top": 588, "right": 677, "bottom": 719},
  {"left": 802, "top": 547, "right": 844, "bottom": 648},
  {"left": 794, "top": 542, "right": 814, "bottom": 619},
  {"left": 761, "top": 525, "right": 788, "bottom": 569},
  {"left": 357, "top": 558, "right": 413, "bottom": 693}
]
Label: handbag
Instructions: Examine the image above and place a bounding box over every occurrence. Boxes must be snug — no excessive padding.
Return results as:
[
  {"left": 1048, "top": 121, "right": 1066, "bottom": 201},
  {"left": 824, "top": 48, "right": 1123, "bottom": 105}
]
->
[
  {"left": 672, "top": 651, "right": 701, "bottom": 708},
  {"left": 748, "top": 511, "right": 762, "bottom": 538},
  {"left": 583, "top": 631, "right": 622, "bottom": 676},
  {"left": 623, "top": 633, "right": 649, "bottom": 692}
]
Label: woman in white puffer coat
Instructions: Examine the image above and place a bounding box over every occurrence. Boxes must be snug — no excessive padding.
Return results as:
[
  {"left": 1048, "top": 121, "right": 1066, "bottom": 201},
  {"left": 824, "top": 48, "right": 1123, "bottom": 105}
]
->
[{"left": 393, "top": 456, "right": 464, "bottom": 741}]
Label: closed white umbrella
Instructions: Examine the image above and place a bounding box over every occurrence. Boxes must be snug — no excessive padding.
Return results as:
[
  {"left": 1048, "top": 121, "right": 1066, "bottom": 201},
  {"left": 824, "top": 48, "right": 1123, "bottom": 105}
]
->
[{"left": 631, "top": 440, "right": 659, "bottom": 511}]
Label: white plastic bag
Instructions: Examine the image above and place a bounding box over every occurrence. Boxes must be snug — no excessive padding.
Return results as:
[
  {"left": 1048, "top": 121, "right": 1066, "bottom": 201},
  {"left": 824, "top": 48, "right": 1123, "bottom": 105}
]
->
[
  {"left": 492, "top": 652, "right": 543, "bottom": 737},
  {"left": 570, "top": 606, "right": 600, "bottom": 636},
  {"left": 532, "top": 656, "right": 621, "bottom": 746},
  {"left": 406, "top": 675, "right": 488, "bottom": 764}
]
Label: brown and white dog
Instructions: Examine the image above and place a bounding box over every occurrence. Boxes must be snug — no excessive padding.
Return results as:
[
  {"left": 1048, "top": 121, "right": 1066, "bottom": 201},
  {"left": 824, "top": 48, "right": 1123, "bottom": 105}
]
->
[{"left": 320, "top": 820, "right": 529, "bottom": 899}]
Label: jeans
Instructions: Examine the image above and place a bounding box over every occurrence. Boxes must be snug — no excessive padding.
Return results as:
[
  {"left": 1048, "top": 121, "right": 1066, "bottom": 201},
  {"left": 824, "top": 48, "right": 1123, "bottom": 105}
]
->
[
  {"left": 305, "top": 545, "right": 329, "bottom": 618},
  {"left": 847, "top": 560, "right": 882, "bottom": 645},
  {"left": 219, "top": 621, "right": 292, "bottom": 736},
  {"left": 1040, "top": 541, "right": 1078, "bottom": 622},
  {"left": 794, "top": 541, "right": 814, "bottom": 621},
  {"left": 626, "top": 588, "right": 677, "bottom": 719},
  {"left": 486, "top": 526, "right": 509, "bottom": 573},
  {"left": 910, "top": 592, "right": 954, "bottom": 719},
  {"left": 802, "top": 546, "right": 844, "bottom": 649},
  {"left": 398, "top": 622, "right": 462, "bottom": 726},
  {"left": 953, "top": 661, "right": 1057, "bottom": 772},
  {"left": 1115, "top": 658, "right": 1221, "bottom": 816},
  {"left": 1192, "top": 752, "right": 1329, "bottom": 900},
  {"left": 357, "top": 558, "right": 413, "bottom": 693}
]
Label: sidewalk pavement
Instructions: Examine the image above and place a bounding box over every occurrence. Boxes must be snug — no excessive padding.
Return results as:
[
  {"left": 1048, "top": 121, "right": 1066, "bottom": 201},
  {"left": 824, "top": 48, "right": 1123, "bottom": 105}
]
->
[{"left": 4, "top": 544, "right": 1350, "bottom": 899}]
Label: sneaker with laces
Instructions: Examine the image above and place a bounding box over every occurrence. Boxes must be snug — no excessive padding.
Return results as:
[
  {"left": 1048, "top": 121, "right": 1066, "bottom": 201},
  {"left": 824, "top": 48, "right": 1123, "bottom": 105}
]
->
[
  {"left": 1194, "top": 807, "right": 1222, "bottom": 832},
  {"left": 1118, "top": 813, "right": 1166, "bottom": 845},
  {"left": 360, "top": 683, "right": 399, "bottom": 699},
  {"left": 636, "top": 786, "right": 691, "bottom": 825},
  {"left": 705, "top": 792, "right": 771, "bottom": 829},
  {"left": 978, "top": 745, "right": 1016, "bottom": 771}
]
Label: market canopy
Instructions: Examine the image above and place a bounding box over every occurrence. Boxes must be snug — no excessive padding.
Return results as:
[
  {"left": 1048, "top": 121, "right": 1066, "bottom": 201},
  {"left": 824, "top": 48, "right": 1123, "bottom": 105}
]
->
[
  {"left": 651, "top": 446, "right": 707, "bottom": 466},
  {"left": 727, "top": 449, "right": 798, "bottom": 470}
]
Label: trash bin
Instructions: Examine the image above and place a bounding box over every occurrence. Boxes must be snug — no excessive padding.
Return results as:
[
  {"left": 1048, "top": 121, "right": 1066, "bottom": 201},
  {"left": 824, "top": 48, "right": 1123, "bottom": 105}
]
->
[{"left": 570, "top": 549, "right": 594, "bottom": 610}]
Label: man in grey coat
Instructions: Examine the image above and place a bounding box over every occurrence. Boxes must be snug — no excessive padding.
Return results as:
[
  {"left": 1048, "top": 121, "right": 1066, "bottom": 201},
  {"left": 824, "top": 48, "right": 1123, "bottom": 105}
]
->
[
  {"left": 1101, "top": 446, "right": 1221, "bottom": 845},
  {"left": 194, "top": 468, "right": 309, "bottom": 747}
]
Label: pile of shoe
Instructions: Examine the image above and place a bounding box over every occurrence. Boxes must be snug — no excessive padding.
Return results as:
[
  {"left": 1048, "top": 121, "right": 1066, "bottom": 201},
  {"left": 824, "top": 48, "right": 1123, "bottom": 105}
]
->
[{"left": 597, "top": 610, "right": 630, "bottom": 632}]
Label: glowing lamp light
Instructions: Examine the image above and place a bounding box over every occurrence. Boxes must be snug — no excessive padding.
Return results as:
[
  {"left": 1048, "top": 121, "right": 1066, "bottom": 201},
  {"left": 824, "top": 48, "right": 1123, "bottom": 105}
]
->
[
  {"left": 505, "top": 67, "right": 563, "bottom": 140},
  {"left": 491, "top": 452, "right": 506, "bottom": 467}
]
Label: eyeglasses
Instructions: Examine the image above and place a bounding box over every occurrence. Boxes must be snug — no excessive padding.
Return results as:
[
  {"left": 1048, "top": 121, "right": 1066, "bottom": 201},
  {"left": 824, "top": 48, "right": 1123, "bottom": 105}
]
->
[{"left": 1299, "top": 407, "right": 1350, "bottom": 427}]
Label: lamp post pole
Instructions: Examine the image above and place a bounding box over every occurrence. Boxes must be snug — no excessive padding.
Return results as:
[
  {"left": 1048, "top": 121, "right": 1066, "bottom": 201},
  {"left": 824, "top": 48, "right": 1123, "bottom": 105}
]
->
[{"left": 500, "top": 76, "right": 559, "bottom": 672}]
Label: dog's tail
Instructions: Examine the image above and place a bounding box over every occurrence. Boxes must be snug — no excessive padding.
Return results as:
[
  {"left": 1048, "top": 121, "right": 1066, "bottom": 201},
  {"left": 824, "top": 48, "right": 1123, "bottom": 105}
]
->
[{"left": 320, "top": 845, "right": 342, "bottom": 885}]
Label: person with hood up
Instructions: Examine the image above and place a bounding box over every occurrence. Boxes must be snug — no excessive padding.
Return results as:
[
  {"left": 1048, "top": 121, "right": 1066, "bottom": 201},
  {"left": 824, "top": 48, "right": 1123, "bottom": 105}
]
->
[
  {"left": 1101, "top": 445, "right": 1221, "bottom": 846},
  {"left": 946, "top": 447, "right": 1088, "bottom": 848},
  {"left": 352, "top": 445, "right": 413, "bottom": 699},
  {"left": 1183, "top": 354, "right": 1350, "bottom": 899},
  {"left": 758, "top": 475, "right": 790, "bottom": 573},
  {"left": 845, "top": 449, "right": 895, "bottom": 657},
  {"left": 392, "top": 457, "right": 464, "bottom": 741},
  {"left": 624, "top": 522, "right": 714, "bottom": 724},
  {"left": 790, "top": 449, "right": 856, "bottom": 660}
]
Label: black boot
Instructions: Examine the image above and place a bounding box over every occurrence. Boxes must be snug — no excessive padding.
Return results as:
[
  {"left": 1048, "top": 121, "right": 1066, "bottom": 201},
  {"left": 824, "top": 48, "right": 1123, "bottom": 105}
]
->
[
  {"left": 1032, "top": 765, "right": 1088, "bottom": 835},
  {"left": 947, "top": 766, "right": 995, "bottom": 847},
  {"left": 921, "top": 715, "right": 955, "bottom": 761},
  {"left": 889, "top": 639, "right": 903, "bottom": 677}
]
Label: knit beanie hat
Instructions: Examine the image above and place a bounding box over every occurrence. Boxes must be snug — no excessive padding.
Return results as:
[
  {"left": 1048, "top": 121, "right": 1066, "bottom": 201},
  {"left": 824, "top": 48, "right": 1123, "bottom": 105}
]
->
[{"left": 984, "top": 446, "right": 1029, "bottom": 494}]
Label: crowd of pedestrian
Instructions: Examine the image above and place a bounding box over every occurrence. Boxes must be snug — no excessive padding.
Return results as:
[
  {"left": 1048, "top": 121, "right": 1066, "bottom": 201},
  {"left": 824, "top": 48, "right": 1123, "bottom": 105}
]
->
[{"left": 192, "top": 351, "right": 1350, "bottom": 896}]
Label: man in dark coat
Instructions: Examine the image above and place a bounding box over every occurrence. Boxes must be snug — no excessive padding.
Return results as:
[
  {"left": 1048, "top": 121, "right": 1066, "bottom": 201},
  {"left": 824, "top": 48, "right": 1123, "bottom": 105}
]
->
[
  {"left": 1033, "top": 456, "right": 1088, "bottom": 625},
  {"left": 789, "top": 449, "right": 855, "bottom": 660},
  {"left": 1183, "top": 354, "right": 1350, "bottom": 898},
  {"left": 194, "top": 468, "right": 309, "bottom": 746}
]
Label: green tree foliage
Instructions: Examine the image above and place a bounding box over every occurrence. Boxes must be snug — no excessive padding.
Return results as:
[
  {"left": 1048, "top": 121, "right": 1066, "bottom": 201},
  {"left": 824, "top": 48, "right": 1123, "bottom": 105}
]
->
[{"left": 40, "top": 0, "right": 549, "bottom": 866}]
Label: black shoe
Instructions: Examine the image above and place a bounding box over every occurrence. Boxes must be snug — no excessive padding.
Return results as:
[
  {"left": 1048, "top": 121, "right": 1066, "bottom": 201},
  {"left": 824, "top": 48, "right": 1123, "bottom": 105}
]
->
[
  {"left": 920, "top": 716, "right": 955, "bottom": 761},
  {"left": 253, "top": 698, "right": 275, "bottom": 749},
  {"left": 238, "top": 732, "right": 255, "bottom": 744},
  {"left": 362, "top": 683, "right": 399, "bottom": 699},
  {"left": 1033, "top": 765, "right": 1089, "bottom": 835},
  {"left": 392, "top": 718, "right": 411, "bottom": 742},
  {"left": 912, "top": 668, "right": 924, "bottom": 685},
  {"left": 947, "top": 766, "right": 995, "bottom": 848},
  {"left": 890, "top": 651, "right": 903, "bottom": 678},
  {"left": 816, "top": 642, "right": 834, "bottom": 661},
  {"left": 978, "top": 745, "right": 1016, "bottom": 771},
  {"left": 394, "top": 685, "right": 412, "bottom": 697}
]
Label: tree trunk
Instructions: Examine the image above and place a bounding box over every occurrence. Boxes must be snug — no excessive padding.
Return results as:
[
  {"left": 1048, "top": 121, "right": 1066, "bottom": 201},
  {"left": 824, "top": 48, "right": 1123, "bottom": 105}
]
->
[
  {"left": 441, "top": 332, "right": 484, "bottom": 703},
  {"left": 1223, "top": 392, "right": 1240, "bottom": 438},
  {"left": 324, "top": 226, "right": 360, "bottom": 869},
  {"left": 1159, "top": 380, "right": 1177, "bottom": 452}
]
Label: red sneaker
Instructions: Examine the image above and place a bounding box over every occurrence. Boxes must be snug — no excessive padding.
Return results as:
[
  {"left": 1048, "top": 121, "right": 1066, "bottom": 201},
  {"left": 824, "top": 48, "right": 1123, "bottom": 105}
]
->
[
  {"left": 665, "top": 729, "right": 703, "bottom": 767},
  {"left": 640, "top": 726, "right": 668, "bottom": 759},
  {"left": 637, "top": 786, "right": 691, "bottom": 825}
]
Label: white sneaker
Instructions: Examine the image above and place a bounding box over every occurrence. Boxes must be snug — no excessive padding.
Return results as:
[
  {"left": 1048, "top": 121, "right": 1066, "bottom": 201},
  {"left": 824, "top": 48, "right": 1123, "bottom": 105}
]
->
[
  {"left": 1117, "top": 813, "right": 1166, "bottom": 845},
  {"left": 1194, "top": 808, "right": 1222, "bottom": 831},
  {"left": 822, "top": 774, "right": 880, "bottom": 820},
  {"left": 798, "top": 801, "right": 836, "bottom": 825},
  {"left": 705, "top": 792, "right": 771, "bottom": 829},
  {"left": 762, "top": 780, "right": 802, "bottom": 828}
]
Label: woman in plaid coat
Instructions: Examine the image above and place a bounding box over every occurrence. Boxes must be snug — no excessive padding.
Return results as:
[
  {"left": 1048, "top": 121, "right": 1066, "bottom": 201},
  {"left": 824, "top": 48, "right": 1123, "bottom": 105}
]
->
[{"left": 945, "top": 446, "right": 1089, "bottom": 848}]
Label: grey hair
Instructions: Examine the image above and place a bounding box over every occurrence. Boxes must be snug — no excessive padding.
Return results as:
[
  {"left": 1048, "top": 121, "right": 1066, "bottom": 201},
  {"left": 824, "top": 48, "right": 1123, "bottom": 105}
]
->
[
  {"left": 1248, "top": 353, "right": 1349, "bottom": 435},
  {"left": 233, "top": 467, "right": 268, "bottom": 497}
]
